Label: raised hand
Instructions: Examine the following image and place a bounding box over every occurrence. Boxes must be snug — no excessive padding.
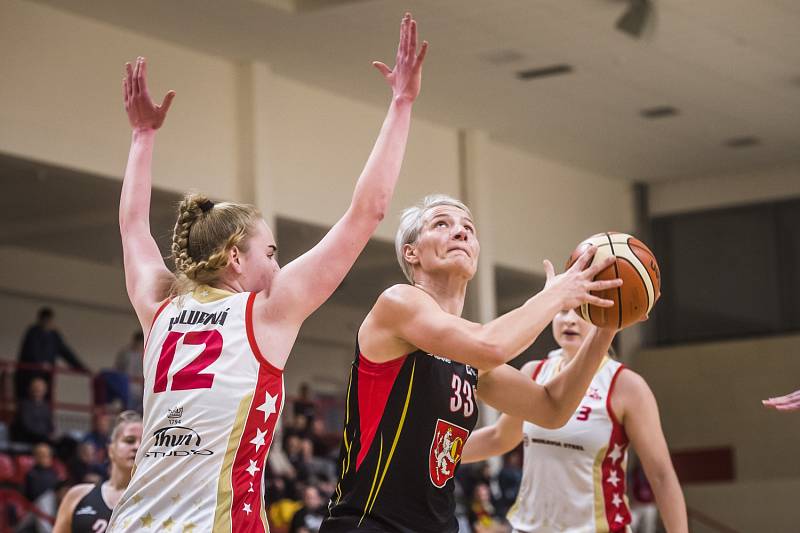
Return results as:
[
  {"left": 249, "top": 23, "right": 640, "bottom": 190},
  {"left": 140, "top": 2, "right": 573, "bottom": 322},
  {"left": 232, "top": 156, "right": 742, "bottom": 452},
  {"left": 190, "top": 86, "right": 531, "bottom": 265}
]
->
[
  {"left": 543, "top": 246, "right": 623, "bottom": 316},
  {"left": 123, "top": 57, "right": 175, "bottom": 131},
  {"left": 763, "top": 389, "right": 800, "bottom": 411},
  {"left": 373, "top": 12, "right": 428, "bottom": 103}
]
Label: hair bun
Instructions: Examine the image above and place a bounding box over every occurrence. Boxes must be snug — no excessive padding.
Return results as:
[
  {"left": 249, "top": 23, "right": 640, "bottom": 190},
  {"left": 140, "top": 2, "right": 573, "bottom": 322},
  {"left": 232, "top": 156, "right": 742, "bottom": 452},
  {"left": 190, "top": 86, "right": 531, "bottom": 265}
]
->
[{"left": 198, "top": 199, "right": 214, "bottom": 213}]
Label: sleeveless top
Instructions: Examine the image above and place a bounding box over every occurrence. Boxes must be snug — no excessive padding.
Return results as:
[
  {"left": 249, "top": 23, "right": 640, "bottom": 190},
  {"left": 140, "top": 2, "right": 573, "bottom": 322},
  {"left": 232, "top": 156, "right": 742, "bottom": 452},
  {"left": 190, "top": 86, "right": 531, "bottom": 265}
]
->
[
  {"left": 72, "top": 483, "right": 112, "bottom": 533},
  {"left": 322, "top": 342, "right": 479, "bottom": 533},
  {"left": 507, "top": 350, "right": 632, "bottom": 533},
  {"left": 109, "top": 286, "right": 285, "bottom": 532}
]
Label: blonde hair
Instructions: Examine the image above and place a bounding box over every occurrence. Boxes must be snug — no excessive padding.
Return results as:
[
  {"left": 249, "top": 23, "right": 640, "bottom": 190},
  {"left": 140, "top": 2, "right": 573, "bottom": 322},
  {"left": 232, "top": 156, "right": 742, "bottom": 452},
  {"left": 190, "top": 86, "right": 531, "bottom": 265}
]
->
[
  {"left": 394, "top": 194, "right": 473, "bottom": 283},
  {"left": 170, "top": 193, "right": 261, "bottom": 294},
  {"left": 110, "top": 410, "right": 142, "bottom": 442}
]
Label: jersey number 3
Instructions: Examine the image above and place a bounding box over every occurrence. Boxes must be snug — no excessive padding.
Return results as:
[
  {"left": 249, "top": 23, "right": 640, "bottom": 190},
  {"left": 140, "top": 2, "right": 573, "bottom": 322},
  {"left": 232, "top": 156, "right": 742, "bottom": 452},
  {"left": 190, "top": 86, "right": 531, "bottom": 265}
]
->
[
  {"left": 154, "top": 330, "right": 223, "bottom": 393},
  {"left": 450, "top": 374, "right": 475, "bottom": 417}
]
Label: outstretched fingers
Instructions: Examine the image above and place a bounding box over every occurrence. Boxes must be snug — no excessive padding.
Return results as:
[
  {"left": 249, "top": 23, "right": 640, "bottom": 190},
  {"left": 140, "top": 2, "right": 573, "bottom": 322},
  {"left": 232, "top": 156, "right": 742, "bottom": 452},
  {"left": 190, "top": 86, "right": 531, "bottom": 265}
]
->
[
  {"left": 543, "top": 259, "right": 555, "bottom": 283},
  {"left": 570, "top": 245, "right": 596, "bottom": 273},
  {"left": 415, "top": 40, "right": 429, "bottom": 68},
  {"left": 160, "top": 90, "right": 176, "bottom": 114},
  {"left": 138, "top": 57, "right": 149, "bottom": 96},
  {"left": 373, "top": 61, "right": 392, "bottom": 79},
  {"left": 585, "top": 254, "right": 617, "bottom": 278}
]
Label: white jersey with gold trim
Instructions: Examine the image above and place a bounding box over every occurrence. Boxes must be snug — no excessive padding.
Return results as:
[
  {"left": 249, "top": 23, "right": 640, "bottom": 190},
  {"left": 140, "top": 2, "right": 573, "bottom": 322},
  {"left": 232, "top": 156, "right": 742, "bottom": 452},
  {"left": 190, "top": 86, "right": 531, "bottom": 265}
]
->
[
  {"left": 507, "top": 350, "right": 631, "bottom": 533},
  {"left": 109, "top": 286, "right": 284, "bottom": 533}
]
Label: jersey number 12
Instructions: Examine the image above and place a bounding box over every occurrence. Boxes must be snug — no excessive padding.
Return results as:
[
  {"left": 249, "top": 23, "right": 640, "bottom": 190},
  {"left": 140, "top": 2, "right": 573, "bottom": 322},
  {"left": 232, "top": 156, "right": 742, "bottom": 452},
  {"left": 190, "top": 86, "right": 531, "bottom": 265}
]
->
[{"left": 153, "top": 330, "right": 223, "bottom": 393}]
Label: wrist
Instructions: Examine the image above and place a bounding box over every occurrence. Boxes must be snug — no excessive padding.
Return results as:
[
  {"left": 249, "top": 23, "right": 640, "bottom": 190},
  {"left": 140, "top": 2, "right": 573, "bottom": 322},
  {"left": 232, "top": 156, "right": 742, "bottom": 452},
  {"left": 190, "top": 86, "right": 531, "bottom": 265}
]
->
[
  {"left": 391, "top": 95, "right": 415, "bottom": 108},
  {"left": 131, "top": 128, "right": 157, "bottom": 140}
]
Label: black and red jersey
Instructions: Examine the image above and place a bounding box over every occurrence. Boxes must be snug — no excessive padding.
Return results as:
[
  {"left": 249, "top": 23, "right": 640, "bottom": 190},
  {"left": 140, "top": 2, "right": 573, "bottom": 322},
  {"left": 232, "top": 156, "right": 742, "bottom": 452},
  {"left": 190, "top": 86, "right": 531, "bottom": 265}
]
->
[{"left": 321, "top": 342, "right": 479, "bottom": 533}]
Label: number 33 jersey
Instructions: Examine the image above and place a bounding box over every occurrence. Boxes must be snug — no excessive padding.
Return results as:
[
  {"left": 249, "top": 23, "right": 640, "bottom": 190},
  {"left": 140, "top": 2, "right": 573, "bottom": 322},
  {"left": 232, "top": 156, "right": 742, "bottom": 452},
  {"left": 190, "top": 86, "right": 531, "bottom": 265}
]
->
[
  {"left": 109, "top": 286, "right": 284, "bottom": 533},
  {"left": 508, "top": 352, "right": 631, "bottom": 533},
  {"left": 322, "top": 345, "right": 479, "bottom": 533}
]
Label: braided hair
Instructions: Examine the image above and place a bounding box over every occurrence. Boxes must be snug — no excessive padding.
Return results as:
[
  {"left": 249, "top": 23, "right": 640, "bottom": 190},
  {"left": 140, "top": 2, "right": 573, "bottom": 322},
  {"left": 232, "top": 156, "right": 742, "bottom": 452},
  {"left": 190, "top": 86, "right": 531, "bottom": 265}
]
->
[{"left": 170, "top": 193, "right": 261, "bottom": 294}]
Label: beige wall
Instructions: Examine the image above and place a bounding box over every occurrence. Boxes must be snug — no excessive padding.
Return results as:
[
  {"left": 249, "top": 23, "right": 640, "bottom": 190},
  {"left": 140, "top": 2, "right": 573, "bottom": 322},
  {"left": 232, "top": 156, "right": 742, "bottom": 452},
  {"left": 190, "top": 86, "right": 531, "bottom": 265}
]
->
[
  {"left": 633, "top": 334, "right": 800, "bottom": 481},
  {"left": 488, "top": 142, "right": 635, "bottom": 273},
  {"left": 649, "top": 164, "right": 800, "bottom": 216}
]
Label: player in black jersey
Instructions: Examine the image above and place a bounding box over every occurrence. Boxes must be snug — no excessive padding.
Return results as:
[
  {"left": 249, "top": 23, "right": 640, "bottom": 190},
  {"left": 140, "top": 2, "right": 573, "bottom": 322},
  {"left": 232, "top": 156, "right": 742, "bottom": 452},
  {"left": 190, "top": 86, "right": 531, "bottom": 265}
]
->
[
  {"left": 322, "top": 195, "right": 623, "bottom": 533},
  {"left": 53, "top": 411, "right": 141, "bottom": 533}
]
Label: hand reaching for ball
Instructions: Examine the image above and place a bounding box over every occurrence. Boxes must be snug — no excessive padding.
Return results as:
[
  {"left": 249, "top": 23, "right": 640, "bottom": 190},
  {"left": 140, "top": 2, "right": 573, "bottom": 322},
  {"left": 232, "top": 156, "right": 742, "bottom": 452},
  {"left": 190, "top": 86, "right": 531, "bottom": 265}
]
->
[{"left": 543, "top": 246, "right": 623, "bottom": 317}]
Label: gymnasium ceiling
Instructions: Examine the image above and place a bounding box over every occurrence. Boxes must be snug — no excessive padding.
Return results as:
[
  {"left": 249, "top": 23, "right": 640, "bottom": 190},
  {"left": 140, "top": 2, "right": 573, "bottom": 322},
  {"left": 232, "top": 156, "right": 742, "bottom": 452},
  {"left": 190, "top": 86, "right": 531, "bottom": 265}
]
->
[{"left": 31, "top": 0, "right": 800, "bottom": 182}]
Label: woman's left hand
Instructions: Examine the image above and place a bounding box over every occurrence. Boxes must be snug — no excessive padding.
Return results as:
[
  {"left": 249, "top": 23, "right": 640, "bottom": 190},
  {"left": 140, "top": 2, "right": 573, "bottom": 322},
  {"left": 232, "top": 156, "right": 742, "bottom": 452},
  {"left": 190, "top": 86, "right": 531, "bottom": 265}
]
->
[{"left": 373, "top": 12, "right": 428, "bottom": 103}]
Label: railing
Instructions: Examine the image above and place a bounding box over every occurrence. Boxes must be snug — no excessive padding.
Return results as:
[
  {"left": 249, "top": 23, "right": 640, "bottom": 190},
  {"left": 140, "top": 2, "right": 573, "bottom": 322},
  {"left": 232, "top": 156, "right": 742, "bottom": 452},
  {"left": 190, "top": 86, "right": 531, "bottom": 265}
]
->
[
  {"left": 0, "top": 488, "right": 56, "bottom": 531},
  {"left": 687, "top": 506, "right": 742, "bottom": 533}
]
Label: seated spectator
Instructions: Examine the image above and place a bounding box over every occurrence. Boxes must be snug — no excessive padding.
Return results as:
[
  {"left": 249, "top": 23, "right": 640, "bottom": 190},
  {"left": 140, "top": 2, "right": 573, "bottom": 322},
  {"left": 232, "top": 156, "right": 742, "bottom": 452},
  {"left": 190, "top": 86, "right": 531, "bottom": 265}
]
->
[
  {"left": 17, "top": 443, "right": 62, "bottom": 531},
  {"left": 11, "top": 378, "right": 54, "bottom": 445},
  {"left": 15, "top": 307, "right": 89, "bottom": 402},
  {"left": 496, "top": 451, "right": 522, "bottom": 517},
  {"left": 67, "top": 441, "right": 106, "bottom": 485},
  {"left": 293, "top": 383, "right": 316, "bottom": 422},
  {"left": 83, "top": 412, "right": 111, "bottom": 461},
  {"left": 468, "top": 483, "right": 508, "bottom": 533},
  {"left": 289, "top": 485, "right": 325, "bottom": 533}
]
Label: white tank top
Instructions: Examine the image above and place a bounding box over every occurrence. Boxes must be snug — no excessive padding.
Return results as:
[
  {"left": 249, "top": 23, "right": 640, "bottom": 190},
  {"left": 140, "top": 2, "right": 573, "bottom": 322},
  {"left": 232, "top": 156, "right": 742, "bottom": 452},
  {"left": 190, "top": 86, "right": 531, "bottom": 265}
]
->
[
  {"left": 109, "top": 286, "right": 285, "bottom": 533},
  {"left": 507, "top": 350, "right": 631, "bottom": 533}
]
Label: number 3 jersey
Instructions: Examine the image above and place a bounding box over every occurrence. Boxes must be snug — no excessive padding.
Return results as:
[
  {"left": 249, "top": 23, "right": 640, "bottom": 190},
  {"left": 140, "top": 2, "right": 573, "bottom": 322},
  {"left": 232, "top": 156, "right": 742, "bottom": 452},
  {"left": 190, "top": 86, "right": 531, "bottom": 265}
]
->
[
  {"left": 321, "top": 344, "right": 479, "bottom": 533},
  {"left": 109, "top": 286, "right": 285, "bottom": 533},
  {"left": 508, "top": 351, "right": 631, "bottom": 533}
]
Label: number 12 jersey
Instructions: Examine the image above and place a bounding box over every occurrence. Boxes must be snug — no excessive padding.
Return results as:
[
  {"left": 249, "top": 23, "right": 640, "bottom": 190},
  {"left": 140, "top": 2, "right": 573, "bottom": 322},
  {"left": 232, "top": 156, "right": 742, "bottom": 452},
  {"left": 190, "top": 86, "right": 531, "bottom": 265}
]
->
[{"left": 109, "top": 286, "right": 284, "bottom": 533}]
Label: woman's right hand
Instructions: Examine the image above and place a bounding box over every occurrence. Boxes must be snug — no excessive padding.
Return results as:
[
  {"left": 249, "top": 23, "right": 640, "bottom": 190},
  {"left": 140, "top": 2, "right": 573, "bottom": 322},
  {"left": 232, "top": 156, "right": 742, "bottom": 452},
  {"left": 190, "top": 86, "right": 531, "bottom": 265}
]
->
[
  {"left": 123, "top": 57, "right": 175, "bottom": 131},
  {"left": 543, "top": 246, "right": 623, "bottom": 313},
  {"left": 373, "top": 12, "right": 428, "bottom": 104}
]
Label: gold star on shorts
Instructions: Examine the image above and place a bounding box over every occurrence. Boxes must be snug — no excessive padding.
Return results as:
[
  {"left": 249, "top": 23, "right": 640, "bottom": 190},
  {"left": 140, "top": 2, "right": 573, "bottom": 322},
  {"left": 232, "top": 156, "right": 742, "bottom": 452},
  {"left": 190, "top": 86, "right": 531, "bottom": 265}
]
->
[
  {"left": 183, "top": 522, "right": 197, "bottom": 533},
  {"left": 140, "top": 512, "right": 154, "bottom": 528},
  {"left": 171, "top": 493, "right": 181, "bottom": 504},
  {"left": 162, "top": 517, "right": 175, "bottom": 531},
  {"left": 132, "top": 493, "right": 143, "bottom": 504}
]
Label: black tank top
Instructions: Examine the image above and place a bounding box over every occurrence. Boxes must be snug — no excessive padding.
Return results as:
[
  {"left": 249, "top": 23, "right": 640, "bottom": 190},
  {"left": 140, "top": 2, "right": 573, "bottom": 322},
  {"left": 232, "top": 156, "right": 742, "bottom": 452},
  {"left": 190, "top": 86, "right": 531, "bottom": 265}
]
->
[
  {"left": 71, "top": 483, "right": 112, "bottom": 533},
  {"left": 321, "top": 342, "right": 479, "bottom": 533}
]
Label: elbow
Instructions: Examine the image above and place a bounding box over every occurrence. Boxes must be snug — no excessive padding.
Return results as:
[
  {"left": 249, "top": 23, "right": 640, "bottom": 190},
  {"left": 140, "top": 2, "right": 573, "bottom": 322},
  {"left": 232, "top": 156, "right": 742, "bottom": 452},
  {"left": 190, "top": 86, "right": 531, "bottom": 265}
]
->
[
  {"left": 537, "top": 413, "right": 569, "bottom": 430},
  {"left": 474, "top": 340, "right": 507, "bottom": 371},
  {"left": 352, "top": 193, "right": 389, "bottom": 225}
]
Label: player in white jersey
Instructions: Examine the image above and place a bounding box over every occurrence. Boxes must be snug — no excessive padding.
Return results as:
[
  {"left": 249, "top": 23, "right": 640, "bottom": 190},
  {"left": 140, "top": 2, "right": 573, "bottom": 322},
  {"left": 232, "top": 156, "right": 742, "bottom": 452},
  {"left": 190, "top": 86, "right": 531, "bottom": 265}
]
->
[
  {"left": 462, "top": 309, "right": 687, "bottom": 533},
  {"left": 110, "top": 13, "right": 428, "bottom": 532}
]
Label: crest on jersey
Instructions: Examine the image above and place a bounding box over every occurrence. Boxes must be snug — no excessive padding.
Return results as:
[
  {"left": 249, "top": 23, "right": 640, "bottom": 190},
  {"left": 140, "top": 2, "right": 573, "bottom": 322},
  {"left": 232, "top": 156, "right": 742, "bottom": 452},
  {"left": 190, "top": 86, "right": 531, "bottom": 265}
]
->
[{"left": 429, "top": 419, "right": 469, "bottom": 488}]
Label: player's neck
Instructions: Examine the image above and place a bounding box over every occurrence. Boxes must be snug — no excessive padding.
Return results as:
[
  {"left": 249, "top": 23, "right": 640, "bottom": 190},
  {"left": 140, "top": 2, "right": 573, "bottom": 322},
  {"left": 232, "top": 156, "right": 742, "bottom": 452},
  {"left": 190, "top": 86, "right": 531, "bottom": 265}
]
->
[
  {"left": 108, "top": 466, "right": 131, "bottom": 491},
  {"left": 412, "top": 274, "right": 467, "bottom": 316}
]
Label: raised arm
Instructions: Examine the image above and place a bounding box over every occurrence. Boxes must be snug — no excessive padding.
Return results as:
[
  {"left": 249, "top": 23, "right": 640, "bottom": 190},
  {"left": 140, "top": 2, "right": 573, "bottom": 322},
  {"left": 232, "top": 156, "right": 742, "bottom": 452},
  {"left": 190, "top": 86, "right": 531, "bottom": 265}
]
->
[
  {"left": 618, "top": 371, "right": 688, "bottom": 533},
  {"left": 763, "top": 388, "right": 800, "bottom": 411},
  {"left": 476, "top": 327, "right": 617, "bottom": 429},
  {"left": 364, "top": 248, "right": 621, "bottom": 370},
  {"left": 267, "top": 13, "right": 428, "bottom": 324},
  {"left": 119, "top": 57, "right": 176, "bottom": 329}
]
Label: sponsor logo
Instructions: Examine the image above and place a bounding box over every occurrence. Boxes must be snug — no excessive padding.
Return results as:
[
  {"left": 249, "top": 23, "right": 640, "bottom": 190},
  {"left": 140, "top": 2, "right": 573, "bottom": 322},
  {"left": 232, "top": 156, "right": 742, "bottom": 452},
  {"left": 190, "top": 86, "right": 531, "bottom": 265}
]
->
[
  {"left": 167, "top": 406, "right": 183, "bottom": 425},
  {"left": 168, "top": 308, "right": 229, "bottom": 331},
  {"left": 465, "top": 365, "right": 477, "bottom": 378},
  {"left": 428, "top": 419, "right": 469, "bottom": 488},
  {"left": 586, "top": 387, "right": 602, "bottom": 401},
  {"left": 144, "top": 425, "right": 214, "bottom": 459},
  {"left": 429, "top": 353, "right": 452, "bottom": 364},
  {"left": 75, "top": 506, "right": 97, "bottom": 516}
]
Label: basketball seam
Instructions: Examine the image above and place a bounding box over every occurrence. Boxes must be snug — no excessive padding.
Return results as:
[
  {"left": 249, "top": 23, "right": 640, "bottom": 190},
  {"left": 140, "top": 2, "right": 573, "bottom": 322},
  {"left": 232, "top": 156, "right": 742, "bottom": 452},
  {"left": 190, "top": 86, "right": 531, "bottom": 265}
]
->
[
  {"left": 616, "top": 256, "right": 650, "bottom": 316},
  {"left": 605, "top": 232, "right": 622, "bottom": 330}
]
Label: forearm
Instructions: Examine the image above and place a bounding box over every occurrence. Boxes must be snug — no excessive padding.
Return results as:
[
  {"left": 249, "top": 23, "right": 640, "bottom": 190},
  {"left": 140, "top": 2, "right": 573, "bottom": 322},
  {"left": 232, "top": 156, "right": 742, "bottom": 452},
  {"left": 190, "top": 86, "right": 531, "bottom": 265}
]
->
[
  {"left": 478, "top": 288, "right": 563, "bottom": 367},
  {"left": 651, "top": 470, "right": 688, "bottom": 533},
  {"left": 462, "top": 427, "right": 504, "bottom": 463},
  {"left": 119, "top": 129, "right": 157, "bottom": 231},
  {"left": 348, "top": 98, "right": 413, "bottom": 222},
  {"left": 539, "top": 327, "right": 615, "bottom": 425}
]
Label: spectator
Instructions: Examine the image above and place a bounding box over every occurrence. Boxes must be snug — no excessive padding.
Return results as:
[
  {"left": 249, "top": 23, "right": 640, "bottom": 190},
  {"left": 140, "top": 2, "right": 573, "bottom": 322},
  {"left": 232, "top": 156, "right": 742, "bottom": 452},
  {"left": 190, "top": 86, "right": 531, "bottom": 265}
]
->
[
  {"left": 66, "top": 441, "right": 106, "bottom": 485},
  {"left": 11, "top": 378, "right": 54, "bottom": 445},
  {"left": 293, "top": 383, "right": 316, "bottom": 422},
  {"left": 495, "top": 452, "right": 522, "bottom": 517},
  {"left": 289, "top": 485, "right": 326, "bottom": 533},
  {"left": 112, "top": 330, "right": 145, "bottom": 411},
  {"left": 82, "top": 412, "right": 111, "bottom": 461},
  {"left": 18, "top": 443, "right": 61, "bottom": 532},
  {"left": 15, "top": 308, "right": 89, "bottom": 401},
  {"left": 468, "top": 483, "right": 508, "bottom": 533}
]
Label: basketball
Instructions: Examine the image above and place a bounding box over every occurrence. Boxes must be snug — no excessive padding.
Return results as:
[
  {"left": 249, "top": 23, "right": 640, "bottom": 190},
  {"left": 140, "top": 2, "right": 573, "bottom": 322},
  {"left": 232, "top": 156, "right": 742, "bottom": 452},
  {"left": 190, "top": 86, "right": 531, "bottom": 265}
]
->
[{"left": 566, "top": 232, "right": 661, "bottom": 329}]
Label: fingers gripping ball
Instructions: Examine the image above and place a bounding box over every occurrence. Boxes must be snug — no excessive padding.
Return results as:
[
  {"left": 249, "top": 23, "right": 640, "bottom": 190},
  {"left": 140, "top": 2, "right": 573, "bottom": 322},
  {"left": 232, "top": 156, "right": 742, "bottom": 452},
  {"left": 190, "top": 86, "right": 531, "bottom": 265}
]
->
[{"left": 566, "top": 233, "right": 661, "bottom": 329}]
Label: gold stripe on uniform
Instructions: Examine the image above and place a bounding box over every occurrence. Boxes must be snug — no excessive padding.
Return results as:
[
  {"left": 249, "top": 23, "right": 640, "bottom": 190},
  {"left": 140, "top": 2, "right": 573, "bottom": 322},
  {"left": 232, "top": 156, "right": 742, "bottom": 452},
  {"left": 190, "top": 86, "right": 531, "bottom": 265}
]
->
[
  {"left": 592, "top": 445, "right": 610, "bottom": 533},
  {"left": 212, "top": 392, "right": 254, "bottom": 532},
  {"left": 334, "top": 367, "right": 355, "bottom": 504},
  {"left": 368, "top": 359, "right": 416, "bottom": 515},
  {"left": 359, "top": 434, "right": 384, "bottom": 526}
]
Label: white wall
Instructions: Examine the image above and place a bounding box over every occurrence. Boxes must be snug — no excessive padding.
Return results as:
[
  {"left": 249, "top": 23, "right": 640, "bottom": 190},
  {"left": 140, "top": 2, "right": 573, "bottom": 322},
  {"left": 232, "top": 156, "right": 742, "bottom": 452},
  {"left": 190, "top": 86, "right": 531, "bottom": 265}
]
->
[
  {"left": 649, "top": 164, "right": 800, "bottom": 216},
  {"left": 488, "top": 142, "right": 635, "bottom": 273}
]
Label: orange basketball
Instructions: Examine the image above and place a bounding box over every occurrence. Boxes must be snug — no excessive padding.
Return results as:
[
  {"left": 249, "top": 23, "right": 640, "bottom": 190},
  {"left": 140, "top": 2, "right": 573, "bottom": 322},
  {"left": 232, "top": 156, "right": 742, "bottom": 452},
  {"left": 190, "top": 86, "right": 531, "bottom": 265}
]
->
[{"left": 566, "top": 232, "right": 661, "bottom": 329}]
